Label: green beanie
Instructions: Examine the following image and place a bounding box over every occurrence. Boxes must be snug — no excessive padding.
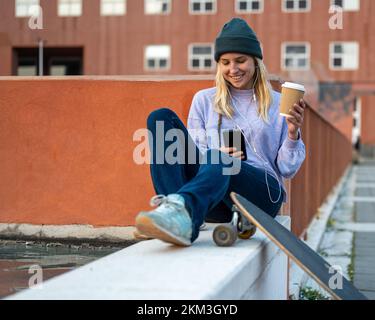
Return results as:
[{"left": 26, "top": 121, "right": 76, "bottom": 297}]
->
[{"left": 214, "top": 18, "right": 263, "bottom": 62}]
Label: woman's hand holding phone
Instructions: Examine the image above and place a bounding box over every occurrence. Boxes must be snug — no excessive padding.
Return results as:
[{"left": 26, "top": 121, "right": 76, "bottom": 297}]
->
[
  {"left": 219, "top": 146, "right": 245, "bottom": 160},
  {"left": 221, "top": 129, "right": 247, "bottom": 160}
]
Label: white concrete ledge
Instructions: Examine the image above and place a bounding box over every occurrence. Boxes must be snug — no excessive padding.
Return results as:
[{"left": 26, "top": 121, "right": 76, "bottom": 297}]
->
[{"left": 6, "top": 216, "right": 290, "bottom": 300}]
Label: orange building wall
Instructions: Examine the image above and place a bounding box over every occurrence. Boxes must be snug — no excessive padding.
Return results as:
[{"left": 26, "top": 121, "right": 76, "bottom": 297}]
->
[{"left": 0, "top": 78, "right": 213, "bottom": 227}]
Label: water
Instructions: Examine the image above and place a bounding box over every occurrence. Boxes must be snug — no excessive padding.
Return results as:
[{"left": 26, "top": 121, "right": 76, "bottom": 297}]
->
[{"left": 0, "top": 239, "right": 132, "bottom": 298}]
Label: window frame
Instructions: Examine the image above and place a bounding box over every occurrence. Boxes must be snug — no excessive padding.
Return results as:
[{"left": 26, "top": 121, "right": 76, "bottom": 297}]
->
[
  {"left": 281, "top": 42, "right": 311, "bottom": 71},
  {"left": 188, "top": 43, "right": 215, "bottom": 71},
  {"left": 329, "top": 41, "right": 359, "bottom": 71},
  {"left": 330, "top": 0, "right": 360, "bottom": 12},
  {"left": 100, "top": 0, "right": 127, "bottom": 16},
  {"left": 15, "top": 0, "right": 40, "bottom": 17},
  {"left": 282, "top": 0, "right": 311, "bottom": 13},
  {"left": 144, "top": 0, "right": 171, "bottom": 15},
  {"left": 235, "top": 0, "right": 264, "bottom": 14},
  {"left": 58, "top": 0, "right": 83, "bottom": 17},
  {"left": 144, "top": 44, "right": 172, "bottom": 71},
  {"left": 189, "top": 0, "right": 217, "bottom": 15}
]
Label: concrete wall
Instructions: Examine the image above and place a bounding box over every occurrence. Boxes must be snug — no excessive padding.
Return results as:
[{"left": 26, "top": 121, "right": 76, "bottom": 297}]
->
[{"left": 7, "top": 217, "right": 290, "bottom": 300}]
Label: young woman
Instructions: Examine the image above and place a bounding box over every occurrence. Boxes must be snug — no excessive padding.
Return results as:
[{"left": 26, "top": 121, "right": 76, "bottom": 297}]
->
[{"left": 135, "top": 18, "right": 306, "bottom": 246}]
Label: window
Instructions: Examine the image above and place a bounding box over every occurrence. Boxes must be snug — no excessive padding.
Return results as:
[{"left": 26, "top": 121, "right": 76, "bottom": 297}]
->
[
  {"left": 235, "top": 0, "right": 263, "bottom": 13},
  {"left": 101, "top": 0, "right": 126, "bottom": 16},
  {"left": 331, "top": 0, "right": 360, "bottom": 11},
  {"left": 188, "top": 44, "right": 214, "bottom": 71},
  {"left": 282, "top": 43, "right": 310, "bottom": 70},
  {"left": 58, "top": 0, "right": 82, "bottom": 17},
  {"left": 189, "top": 0, "right": 216, "bottom": 14},
  {"left": 145, "top": 45, "right": 171, "bottom": 71},
  {"left": 17, "top": 65, "right": 37, "bottom": 76},
  {"left": 15, "top": 0, "right": 40, "bottom": 17},
  {"left": 145, "top": 0, "right": 171, "bottom": 14},
  {"left": 330, "top": 42, "right": 359, "bottom": 70},
  {"left": 13, "top": 47, "right": 83, "bottom": 76},
  {"left": 17, "top": 58, "right": 37, "bottom": 76},
  {"left": 282, "top": 0, "right": 310, "bottom": 12},
  {"left": 49, "top": 56, "right": 83, "bottom": 75}
]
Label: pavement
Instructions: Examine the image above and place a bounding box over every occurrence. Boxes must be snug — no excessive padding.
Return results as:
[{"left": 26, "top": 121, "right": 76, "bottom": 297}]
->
[
  {"left": 301, "top": 156, "right": 375, "bottom": 300},
  {"left": 352, "top": 158, "right": 375, "bottom": 299}
]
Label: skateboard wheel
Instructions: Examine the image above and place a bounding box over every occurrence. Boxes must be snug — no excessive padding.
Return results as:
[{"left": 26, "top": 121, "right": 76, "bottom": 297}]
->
[
  {"left": 213, "top": 224, "right": 237, "bottom": 247},
  {"left": 238, "top": 226, "right": 257, "bottom": 239}
]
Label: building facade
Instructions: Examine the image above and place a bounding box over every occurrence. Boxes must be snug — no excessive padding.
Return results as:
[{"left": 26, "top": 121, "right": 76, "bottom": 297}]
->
[{"left": 1, "top": 0, "right": 375, "bottom": 152}]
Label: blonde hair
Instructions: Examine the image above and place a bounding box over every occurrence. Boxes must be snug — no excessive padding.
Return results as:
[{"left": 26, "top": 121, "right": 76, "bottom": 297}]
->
[{"left": 214, "top": 57, "right": 273, "bottom": 123}]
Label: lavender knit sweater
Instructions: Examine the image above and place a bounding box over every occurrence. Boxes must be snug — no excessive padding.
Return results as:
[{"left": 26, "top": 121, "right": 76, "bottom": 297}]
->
[{"left": 187, "top": 86, "right": 306, "bottom": 202}]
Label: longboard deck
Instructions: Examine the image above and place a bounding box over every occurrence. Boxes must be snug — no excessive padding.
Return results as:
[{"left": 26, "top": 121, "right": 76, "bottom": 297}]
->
[{"left": 230, "top": 192, "right": 368, "bottom": 300}]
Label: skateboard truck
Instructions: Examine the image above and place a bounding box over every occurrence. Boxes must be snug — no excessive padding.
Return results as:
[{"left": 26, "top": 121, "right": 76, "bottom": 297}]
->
[{"left": 213, "top": 204, "right": 257, "bottom": 247}]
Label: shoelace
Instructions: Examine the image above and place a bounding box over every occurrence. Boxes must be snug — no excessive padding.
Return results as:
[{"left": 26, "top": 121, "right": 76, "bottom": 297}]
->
[
  {"left": 151, "top": 195, "right": 206, "bottom": 231},
  {"left": 150, "top": 194, "right": 185, "bottom": 211},
  {"left": 199, "top": 223, "right": 207, "bottom": 231}
]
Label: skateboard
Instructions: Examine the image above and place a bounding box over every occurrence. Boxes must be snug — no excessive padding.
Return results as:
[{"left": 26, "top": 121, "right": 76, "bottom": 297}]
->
[{"left": 215, "top": 192, "right": 367, "bottom": 300}]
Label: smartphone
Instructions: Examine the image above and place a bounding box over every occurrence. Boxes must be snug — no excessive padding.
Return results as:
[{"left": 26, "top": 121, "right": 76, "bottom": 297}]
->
[{"left": 223, "top": 129, "right": 247, "bottom": 161}]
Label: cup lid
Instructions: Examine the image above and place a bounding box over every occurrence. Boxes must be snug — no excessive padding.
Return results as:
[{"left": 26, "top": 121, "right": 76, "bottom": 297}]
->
[{"left": 282, "top": 82, "right": 305, "bottom": 92}]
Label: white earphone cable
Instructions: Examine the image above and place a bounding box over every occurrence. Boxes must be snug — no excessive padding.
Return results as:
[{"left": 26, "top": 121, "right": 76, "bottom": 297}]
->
[{"left": 230, "top": 68, "right": 282, "bottom": 204}]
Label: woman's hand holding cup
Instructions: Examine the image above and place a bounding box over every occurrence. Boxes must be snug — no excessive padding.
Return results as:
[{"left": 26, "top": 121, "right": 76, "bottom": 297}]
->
[{"left": 286, "top": 99, "right": 306, "bottom": 140}]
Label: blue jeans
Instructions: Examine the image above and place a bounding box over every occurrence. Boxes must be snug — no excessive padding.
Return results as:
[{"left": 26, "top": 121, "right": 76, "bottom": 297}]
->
[{"left": 147, "top": 108, "right": 283, "bottom": 243}]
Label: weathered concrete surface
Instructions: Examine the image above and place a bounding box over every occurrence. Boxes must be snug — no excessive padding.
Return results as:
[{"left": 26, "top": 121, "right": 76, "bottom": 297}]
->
[{"left": 0, "top": 223, "right": 137, "bottom": 244}]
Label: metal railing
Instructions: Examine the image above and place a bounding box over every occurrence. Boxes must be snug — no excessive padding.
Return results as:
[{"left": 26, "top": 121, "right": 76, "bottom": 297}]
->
[{"left": 287, "top": 105, "right": 352, "bottom": 236}]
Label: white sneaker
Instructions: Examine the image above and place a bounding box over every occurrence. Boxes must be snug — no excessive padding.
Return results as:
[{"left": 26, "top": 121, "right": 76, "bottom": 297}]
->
[{"left": 135, "top": 194, "right": 193, "bottom": 246}]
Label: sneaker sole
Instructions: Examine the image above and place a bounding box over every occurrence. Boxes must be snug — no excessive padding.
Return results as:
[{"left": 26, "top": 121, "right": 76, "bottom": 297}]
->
[
  {"left": 135, "top": 215, "right": 191, "bottom": 247},
  {"left": 133, "top": 230, "right": 154, "bottom": 241}
]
